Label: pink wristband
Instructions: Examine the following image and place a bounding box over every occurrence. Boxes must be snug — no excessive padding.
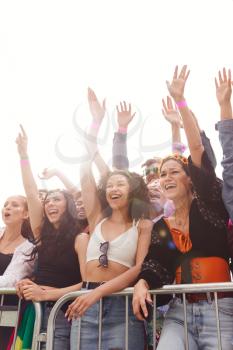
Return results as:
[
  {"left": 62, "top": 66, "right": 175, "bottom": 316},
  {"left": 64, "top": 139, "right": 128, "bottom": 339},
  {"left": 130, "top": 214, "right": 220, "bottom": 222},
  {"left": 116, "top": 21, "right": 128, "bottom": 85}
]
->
[
  {"left": 118, "top": 126, "right": 128, "bottom": 134},
  {"left": 176, "top": 100, "right": 187, "bottom": 109},
  {"left": 90, "top": 121, "right": 100, "bottom": 130},
  {"left": 20, "top": 158, "right": 29, "bottom": 166}
]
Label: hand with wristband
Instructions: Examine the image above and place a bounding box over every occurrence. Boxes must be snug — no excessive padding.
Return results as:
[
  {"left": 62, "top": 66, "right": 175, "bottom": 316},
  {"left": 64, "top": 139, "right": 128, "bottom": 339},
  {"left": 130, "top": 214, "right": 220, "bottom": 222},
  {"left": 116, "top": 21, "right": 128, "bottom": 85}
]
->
[
  {"left": 215, "top": 68, "right": 233, "bottom": 120},
  {"left": 116, "top": 101, "right": 135, "bottom": 133},
  {"left": 162, "top": 96, "right": 183, "bottom": 127},
  {"left": 166, "top": 65, "right": 190, "bottom": 106},
  {"left": 166, "top": 65, "right": 204, "bottom": 167}
]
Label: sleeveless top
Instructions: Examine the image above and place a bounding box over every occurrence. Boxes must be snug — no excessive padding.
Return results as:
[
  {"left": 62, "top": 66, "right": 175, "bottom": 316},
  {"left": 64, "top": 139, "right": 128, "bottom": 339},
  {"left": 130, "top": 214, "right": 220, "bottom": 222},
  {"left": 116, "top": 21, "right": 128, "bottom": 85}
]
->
[
  {"left": 86, "top": 218, "right": 139, "bottom": 268},
  {"left": 34, "top": 234, "right": 81, "bottom": 288}
]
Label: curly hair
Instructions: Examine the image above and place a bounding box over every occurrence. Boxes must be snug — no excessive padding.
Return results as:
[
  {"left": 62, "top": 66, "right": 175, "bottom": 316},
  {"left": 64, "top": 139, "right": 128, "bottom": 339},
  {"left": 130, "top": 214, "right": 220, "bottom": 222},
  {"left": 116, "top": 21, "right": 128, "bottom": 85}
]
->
[
  {"left": 30, "top": 189, "right": 82, "bottom": 260},
  {"left": 97, "top": 170, "right": 150, "bottom": 220}
]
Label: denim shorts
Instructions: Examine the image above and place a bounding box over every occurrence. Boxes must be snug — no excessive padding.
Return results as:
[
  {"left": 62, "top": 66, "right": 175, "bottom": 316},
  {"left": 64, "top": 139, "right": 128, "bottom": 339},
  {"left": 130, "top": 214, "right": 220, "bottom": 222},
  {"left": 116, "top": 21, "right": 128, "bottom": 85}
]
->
[
  {"left": 157, "top": 297, "right": 233, "bottom": 350},
  {"left": 70, "top": 293, "right": 145, "bottom": 350}
]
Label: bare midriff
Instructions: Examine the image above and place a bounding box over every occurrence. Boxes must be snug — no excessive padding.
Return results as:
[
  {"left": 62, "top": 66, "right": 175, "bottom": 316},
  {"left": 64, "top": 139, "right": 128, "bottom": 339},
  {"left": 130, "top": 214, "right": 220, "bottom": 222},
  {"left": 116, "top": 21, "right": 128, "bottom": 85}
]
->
[{"left": 86, "top": 260, "right": 129, "bottom": 282}]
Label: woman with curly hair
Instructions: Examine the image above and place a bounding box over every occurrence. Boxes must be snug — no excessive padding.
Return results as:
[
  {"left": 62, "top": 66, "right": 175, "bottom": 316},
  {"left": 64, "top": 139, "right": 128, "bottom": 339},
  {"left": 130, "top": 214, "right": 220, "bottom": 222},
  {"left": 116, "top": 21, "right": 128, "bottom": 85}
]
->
[
  {"left": 16, "top": 125, "right": 88, "bottom": 350},
  {"left": 133, "top": 66, "right": 233, "bottom": 350},
  {"left": 67, "top": 89, "right": 152, "bottom": 350}
]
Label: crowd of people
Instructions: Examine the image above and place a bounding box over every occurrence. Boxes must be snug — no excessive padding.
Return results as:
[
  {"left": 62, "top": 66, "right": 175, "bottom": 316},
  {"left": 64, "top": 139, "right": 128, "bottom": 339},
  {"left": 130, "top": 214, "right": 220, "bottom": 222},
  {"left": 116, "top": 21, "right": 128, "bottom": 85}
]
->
[{"left": 1, "top": 65, "right": 233, "bottom": 349}]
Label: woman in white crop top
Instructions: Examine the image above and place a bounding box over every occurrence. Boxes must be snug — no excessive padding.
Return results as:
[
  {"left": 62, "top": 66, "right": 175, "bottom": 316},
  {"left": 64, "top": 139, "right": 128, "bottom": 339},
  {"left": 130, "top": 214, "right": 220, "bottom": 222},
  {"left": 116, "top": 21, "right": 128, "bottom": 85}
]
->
[{"left": 67, "top": 93, "right": 153, "bottom": 350}]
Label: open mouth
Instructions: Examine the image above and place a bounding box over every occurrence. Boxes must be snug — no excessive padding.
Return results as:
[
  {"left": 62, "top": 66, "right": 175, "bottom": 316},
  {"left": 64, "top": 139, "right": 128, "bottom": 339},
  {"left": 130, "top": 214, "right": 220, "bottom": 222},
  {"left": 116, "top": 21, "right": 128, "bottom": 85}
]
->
[
  {"left": 47, "top": 209, "right": 59, "bottom": 215},
  {"left": 165, "top": 184, "right": 176, "bottom": 190},
  {"left": 110, "top": 194, "right": 121, "bottom": 200}
]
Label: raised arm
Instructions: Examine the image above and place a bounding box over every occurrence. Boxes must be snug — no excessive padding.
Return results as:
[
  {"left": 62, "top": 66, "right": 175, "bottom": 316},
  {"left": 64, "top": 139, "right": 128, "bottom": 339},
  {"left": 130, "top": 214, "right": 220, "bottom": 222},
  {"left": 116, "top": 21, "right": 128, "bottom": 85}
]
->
[
  {"left": 80, "top": 88, "right": 107, "bottom": 232},
  {"left": 39, "top": 168, "right": 80, "bottom": 196},
  {"left": 112, "top": 101, "right": 135, "bottom": 169},
  {"left": 166, "top": 65, "right": 204, "bottom": 167},
  {"left": 162, "top": 96, "right": 186, "bottom": 155},
  {"left": 16, "top": 125, "right": 43, "bottom": 237},
  {"left": 215, "top": 68, "right": 233, "bottom": 220},
  {"left": 87, "top": 87, "right": 110, "bottom": 177},
  {"left": 190, "top": 110, "right": 217, "bottom": 169}
]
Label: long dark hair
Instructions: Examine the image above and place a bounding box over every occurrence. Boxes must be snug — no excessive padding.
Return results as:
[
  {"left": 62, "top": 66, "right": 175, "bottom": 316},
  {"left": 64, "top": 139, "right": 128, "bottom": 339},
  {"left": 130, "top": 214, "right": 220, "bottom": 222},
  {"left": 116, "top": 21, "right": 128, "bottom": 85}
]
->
[
  {"left": 30, "top": 189, "right": 82, "bottom": 260},
  {"left": 97, "top": 170, "right": 150, "bottom": 220}
]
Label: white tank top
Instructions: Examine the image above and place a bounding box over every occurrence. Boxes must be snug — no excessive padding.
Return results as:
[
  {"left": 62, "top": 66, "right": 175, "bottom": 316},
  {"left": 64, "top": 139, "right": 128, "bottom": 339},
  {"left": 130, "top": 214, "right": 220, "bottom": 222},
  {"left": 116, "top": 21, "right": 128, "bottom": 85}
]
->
[{"left": 86, "top": 218, "right": 139, "bottom": 268}]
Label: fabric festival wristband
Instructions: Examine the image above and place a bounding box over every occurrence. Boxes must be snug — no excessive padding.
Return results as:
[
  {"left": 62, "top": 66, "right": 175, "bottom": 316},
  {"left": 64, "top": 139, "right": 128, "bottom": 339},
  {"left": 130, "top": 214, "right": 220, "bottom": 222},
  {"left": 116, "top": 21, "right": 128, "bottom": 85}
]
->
[
  {"left": 118, "top": 126, "right": 128, "bottom": 134},
  {"left": 172, "top": 142, "right": 187, "bottom": 155},
  {"left": 90, "top": 121, "right": 100, "bottom": 130},
  {"left": 20, "top": 158, "right": 29, "bottom": 166},
  {"left": 176, "top": 100, "right": 187, "bottom": 109}
]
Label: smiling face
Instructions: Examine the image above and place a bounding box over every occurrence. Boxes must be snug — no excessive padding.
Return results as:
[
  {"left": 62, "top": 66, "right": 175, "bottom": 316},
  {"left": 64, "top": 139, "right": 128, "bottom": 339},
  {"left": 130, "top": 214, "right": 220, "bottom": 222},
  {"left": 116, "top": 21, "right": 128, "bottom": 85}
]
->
[
  {"left": 159, "top": 159, "right": 192, "bottom": 201},
  {"left": 44, "top": 191, "right": 67, "bottom": 227},
  {"left": 2, "top": 196, "right": 28, "bottom": 226},
  {"left": 147, "top": 178, "right": 166, "bottom": 212},
  {"left": 105, "top": 174, "right": 130, "bottom": 210}
]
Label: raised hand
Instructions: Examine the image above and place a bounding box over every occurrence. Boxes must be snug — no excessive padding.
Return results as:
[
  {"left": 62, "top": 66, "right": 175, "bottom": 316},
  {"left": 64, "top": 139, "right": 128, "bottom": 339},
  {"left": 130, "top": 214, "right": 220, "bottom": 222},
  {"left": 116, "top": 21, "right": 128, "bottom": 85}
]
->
[
  {"left": 38, "top": 168, "right": 58, "bottom": 180},
  {"left": 162, "top": 96, "right": 183, "bottom": 127},
  {"left": 116, "top": 101, "right": 136, "bottom": 129},
  {"left": 88, "top": 87, "right": 106, "bottom": 123},
  {"left": 166, "top": 65, "right": 190, "bottom": 102},
  {"left": 16, "top": 124, "right": 28, "bottom": 158},
  {"left": 215, "top": 68, "right": 232, "bottom": 106}
]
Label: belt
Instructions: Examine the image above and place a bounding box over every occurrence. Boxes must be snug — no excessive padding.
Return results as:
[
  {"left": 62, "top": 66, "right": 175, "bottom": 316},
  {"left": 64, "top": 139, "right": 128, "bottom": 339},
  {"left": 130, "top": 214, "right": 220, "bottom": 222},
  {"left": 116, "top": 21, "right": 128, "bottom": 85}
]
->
[
  {"left": 177, "top": 291, "right": 233, "bottom": 303},
  {"left": 176, "top": 257, "right": 231, "bottom": 284},
  {"left": 82, "top": 281, "right": 105, "bottom": 289}
]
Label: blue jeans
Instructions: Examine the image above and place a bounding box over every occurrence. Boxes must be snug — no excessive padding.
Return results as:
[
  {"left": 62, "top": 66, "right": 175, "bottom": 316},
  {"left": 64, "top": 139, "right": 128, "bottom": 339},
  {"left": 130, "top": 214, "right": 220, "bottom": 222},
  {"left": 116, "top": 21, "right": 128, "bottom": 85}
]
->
[
  {"left": 157, "top": 297, "right": 233, "bottom": 350},
  {"left": 40, "top": 302, "right": 71, "bottom": 350},
  {"left": 70, "top": 295, "right": 145, "bottom": 350}
]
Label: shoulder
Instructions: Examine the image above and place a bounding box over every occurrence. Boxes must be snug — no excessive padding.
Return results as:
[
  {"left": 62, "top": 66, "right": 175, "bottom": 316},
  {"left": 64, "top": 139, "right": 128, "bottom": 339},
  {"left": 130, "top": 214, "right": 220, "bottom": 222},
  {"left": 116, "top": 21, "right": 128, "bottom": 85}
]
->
[
  {"left": 74, "top": 232, "right": 89, "bottom": 248},
  {"left": 75, "top": 232, "right": 89, "bottom": 243},
  {"left": 137, "top": 219, "right": 153, "bottom": 234},
  {"left": 15, "top": 239, "right": 34, "bottom": 254}
]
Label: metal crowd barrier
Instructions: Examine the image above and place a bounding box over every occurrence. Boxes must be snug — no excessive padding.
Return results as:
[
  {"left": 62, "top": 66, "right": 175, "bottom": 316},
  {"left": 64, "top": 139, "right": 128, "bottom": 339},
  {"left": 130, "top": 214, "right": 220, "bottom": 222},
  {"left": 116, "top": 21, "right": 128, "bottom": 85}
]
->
[
  {"left": 45, "top": 282, "right": 233, "bottom": 350},
  {"left": 0, "top": 288, "right": 42, "bottom": 350}
]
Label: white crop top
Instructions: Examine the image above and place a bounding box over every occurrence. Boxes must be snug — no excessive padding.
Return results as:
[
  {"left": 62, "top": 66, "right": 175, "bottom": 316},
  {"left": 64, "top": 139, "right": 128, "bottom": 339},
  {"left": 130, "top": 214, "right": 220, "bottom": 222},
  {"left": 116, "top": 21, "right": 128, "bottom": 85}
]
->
[{"left": 86, "top": 218, "right": 139, "bottom": 268}]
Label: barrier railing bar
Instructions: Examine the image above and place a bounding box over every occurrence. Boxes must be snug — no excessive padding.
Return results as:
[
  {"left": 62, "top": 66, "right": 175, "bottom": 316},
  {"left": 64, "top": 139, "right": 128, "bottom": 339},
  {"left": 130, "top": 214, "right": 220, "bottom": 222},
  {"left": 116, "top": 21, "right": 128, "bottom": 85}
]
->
[
  {"left": 31, "top": 302, "right": 43, "bottom": 350},
  {"left": 214, "top": 292, "right": 222, "bottom": 350},
  {"left": 98, "top": 298, "right": 103, "bottom": 350},
  {"left": 11, "top": 298, "right": 22, "bottom": 349},
  {"left": 77, "top": 318, "right": 81, "bottom": 350},
  {"left": 182, "top": 293, "right": 189, "bottom": 350},
  {"left": 46, "top": 283, "right": 233, "bottom": 350},
  {"left": 153, "top": 294, "right": 156, "bottom": 350},
  {"left": 125, "top": 295, "right": 129, "bottom": 350}
]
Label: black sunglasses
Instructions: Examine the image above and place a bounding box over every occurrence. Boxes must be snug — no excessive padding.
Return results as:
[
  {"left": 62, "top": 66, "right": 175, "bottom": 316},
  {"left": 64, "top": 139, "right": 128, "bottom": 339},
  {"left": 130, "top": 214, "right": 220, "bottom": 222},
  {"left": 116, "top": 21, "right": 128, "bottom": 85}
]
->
[{"left": 98, "top": 241, "right": 109, "bottom": 268}]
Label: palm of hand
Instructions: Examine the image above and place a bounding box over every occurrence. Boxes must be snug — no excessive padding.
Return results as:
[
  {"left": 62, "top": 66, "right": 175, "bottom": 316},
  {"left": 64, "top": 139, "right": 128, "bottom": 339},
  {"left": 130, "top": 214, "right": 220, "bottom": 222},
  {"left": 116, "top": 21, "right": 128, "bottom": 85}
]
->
[
  {"left": 89, "top": 100, "right": 105, "bottom": 121},
  {"left": 216, "top": 83, "right": 232, "bottom": 105},
  {"left": 164, "top": 111, "right": 182, "bottom": 125},
  {"left": 117, "top": 110, "right": 133, "bottom": 127},
  {"left": 88, "top": 88, "right": 105, "bottom": 123},
  {"left": 168, "top": 79, "right": 185, "bottom": 100}
]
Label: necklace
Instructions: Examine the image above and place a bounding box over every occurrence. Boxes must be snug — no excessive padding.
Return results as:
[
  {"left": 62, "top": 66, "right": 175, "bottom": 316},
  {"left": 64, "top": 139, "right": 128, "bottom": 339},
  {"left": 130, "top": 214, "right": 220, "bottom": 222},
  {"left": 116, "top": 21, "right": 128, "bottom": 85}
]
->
[{"left": 174, "top": 211, "right": 189, "bottom": 230}]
